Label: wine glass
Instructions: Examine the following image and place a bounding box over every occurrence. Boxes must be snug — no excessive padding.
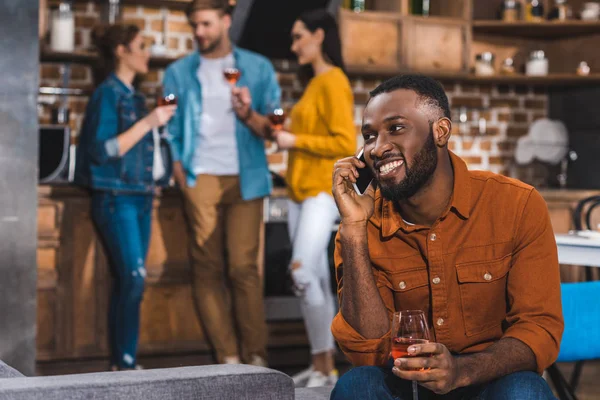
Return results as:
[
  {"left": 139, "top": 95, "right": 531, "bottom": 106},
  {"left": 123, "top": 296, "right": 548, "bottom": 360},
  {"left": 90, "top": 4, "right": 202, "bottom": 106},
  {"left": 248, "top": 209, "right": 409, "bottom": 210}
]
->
[
  {"left": 156, "top": 87, "right": 178, "bottom": 106},
  {"left": 267, "top": 108, "right": 286, "bottom": 130},
  {"left": 223, "top": 67, "right": 241, "bottom": 86},
  {"left": 391, "top": 310, "right": 431, "bottom": 400}
]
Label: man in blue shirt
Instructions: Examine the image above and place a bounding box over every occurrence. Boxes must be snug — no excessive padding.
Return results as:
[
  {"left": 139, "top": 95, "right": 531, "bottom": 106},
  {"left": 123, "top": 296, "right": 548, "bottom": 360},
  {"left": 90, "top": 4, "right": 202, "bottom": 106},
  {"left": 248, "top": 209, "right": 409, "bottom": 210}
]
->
[{"left": 163, "top": 0, "right": 281, "bottom": 366}]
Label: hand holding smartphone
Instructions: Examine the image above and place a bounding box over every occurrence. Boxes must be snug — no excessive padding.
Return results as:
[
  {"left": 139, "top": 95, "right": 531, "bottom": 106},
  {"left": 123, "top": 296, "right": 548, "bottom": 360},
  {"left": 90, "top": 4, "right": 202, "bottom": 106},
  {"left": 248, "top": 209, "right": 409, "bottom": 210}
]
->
[{"left": 352, "top": 148, "right": 374, "bottom": 195}]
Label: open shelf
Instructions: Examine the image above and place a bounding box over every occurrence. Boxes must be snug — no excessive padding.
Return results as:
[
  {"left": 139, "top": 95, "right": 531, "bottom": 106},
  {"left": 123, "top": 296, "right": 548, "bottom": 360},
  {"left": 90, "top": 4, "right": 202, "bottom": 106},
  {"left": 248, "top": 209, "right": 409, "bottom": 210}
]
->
[
  {"left": 40, "top": 49, "right": 179, "bottom": 68},
  {"left": 49, "top": 0, "right": 191, "bottom": 10},
  {"left": 473, "top": 20, "right": 600, "bottom": 39},
  {"left": 345, "top": 65, "right": 600, "bottom": 86}
]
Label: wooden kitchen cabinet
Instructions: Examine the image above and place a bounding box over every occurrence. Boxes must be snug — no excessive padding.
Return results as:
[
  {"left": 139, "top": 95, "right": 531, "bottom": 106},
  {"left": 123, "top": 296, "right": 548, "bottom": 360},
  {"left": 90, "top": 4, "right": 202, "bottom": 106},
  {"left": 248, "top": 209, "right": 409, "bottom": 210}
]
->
[
  {"left": 339, "top": 9, "right": 470, "bottom": 74},
  {"left": 339, "top": 10, "right": 402, "bottom": 71},
  {"left": 338, "top": 0, "right": 471, "bottom": 75}
]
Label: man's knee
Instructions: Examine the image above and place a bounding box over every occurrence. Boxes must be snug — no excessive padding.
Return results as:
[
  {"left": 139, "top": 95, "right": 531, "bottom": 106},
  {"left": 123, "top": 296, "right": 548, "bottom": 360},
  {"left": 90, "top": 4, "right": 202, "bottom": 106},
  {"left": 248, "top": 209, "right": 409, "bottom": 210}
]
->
[
  {"left": 487, "top": 371, "right": 555, "bottom": 400},
  {"left": 331, "top": 367, "right": 389, "bottom": 400}
]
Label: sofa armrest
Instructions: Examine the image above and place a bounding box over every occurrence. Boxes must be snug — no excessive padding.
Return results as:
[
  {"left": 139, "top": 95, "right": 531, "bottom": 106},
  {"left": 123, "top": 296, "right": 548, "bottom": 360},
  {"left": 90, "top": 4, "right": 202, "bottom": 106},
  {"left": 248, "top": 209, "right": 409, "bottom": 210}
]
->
[
  {"left": 0, "top": 365, "right": 293, "bottom": 400},
  {"left": 295, "top": 385, "right": 334, "bottom": 400},
  {"left": 0, "top": 361, "right": 24, "bottom": 379}
]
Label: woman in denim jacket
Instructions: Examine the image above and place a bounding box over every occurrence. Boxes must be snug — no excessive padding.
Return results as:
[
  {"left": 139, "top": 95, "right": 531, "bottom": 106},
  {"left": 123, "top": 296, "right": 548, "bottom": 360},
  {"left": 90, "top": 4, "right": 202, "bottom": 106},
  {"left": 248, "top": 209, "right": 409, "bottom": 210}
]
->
[{"left": 75, "top": 23, "right": 175, "bottom": 370}]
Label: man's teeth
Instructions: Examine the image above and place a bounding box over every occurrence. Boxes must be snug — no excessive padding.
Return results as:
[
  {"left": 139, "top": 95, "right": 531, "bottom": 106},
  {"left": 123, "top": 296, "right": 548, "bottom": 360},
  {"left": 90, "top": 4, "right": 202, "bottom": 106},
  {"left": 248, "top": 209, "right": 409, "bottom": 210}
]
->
[{"left": 379, "top": 160, "right": 404, "bottom": 175}]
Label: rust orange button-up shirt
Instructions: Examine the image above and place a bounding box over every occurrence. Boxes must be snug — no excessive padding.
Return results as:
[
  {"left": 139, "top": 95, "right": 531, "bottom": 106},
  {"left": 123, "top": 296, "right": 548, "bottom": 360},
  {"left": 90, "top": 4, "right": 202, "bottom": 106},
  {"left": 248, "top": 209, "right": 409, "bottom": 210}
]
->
[{"left": 331, "top": 152, "right": 564, "bottom": 373}]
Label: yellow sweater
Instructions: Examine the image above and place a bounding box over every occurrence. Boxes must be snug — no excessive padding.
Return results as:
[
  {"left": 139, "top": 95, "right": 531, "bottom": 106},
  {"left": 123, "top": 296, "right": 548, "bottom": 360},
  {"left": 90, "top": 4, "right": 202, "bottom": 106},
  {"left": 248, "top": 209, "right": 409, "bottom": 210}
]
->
[{"left": 287, "top": 67, "right": 357, "bottom": 203}]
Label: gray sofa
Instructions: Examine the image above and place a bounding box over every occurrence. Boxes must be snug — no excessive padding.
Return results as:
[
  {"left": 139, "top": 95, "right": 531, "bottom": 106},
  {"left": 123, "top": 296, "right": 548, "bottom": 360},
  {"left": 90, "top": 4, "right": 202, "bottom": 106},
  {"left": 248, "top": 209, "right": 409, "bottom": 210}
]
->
[{"left": 0, "top": 360, "right": 333, "bottom": 400}]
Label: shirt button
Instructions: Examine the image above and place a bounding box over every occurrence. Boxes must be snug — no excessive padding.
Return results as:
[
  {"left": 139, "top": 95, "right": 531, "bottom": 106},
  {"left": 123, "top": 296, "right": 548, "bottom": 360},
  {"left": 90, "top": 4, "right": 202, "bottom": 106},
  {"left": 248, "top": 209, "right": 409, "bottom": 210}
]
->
[
  {"left": 437, "top": 318, "right": 444, "bottom": 326},
  {"left": 430, "top": 233, "right": 437, "bottom": 241},
  {"left": 146, "top": 167, "right": 152, "bottom": 172},
  {"left": 398, "top": 281, "right": 407, "bottom": 290},
  {"left": 432, "top": 277, "right": 441, "bottom": 285},
  {"left": 484, "top": 273, "right": 492, "bottom": 281}
]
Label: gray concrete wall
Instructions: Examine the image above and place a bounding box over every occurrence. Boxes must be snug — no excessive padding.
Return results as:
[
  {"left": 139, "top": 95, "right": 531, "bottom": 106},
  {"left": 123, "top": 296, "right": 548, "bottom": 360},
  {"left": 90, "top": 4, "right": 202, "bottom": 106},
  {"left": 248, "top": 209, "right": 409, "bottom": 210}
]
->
[{"left": 0, "top": 0, "right": 39, "bottom": 376}]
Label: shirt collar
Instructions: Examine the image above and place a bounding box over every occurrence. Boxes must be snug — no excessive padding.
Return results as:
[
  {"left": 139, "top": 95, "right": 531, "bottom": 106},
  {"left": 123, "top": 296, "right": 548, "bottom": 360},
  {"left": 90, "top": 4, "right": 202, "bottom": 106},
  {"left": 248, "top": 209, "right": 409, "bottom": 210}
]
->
[
  {"left": 380, "top": 151, "right": 471, "bottom": 238},
  {"left": 108, "top": 73, "right": 135, "bottom": 95},
  {"left": 190, "top": 46, "right": 240, "bottom": 71}
]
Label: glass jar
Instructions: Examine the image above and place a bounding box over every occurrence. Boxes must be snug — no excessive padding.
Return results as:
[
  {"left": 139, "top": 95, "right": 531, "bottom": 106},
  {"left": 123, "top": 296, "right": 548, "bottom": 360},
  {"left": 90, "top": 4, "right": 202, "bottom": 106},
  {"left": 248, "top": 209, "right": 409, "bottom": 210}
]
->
[
  {"left": 475, "top": 52, "right": 496, "bottom": 76},
  {"left": 581, "top": 2, "right": 600, "bottom": 20},
  {"left": 500, "top": 57, "right": 516, "bottom": 75},
  {"left": 526, "top": 50, "right": 549, "bottom": 76},
  {"left": 577, "top": 61, "right": 591, "bottom": 76},
  {"left": 50, "top": 1, "right": 74, "bottom": 52}
]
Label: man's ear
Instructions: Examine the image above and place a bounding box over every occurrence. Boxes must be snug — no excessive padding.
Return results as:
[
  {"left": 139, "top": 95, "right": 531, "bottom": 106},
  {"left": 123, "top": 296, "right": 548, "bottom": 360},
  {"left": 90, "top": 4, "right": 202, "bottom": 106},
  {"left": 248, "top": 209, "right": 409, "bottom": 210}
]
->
[{"left": 434, "top": 118, "right": 452, "bottom": 147}]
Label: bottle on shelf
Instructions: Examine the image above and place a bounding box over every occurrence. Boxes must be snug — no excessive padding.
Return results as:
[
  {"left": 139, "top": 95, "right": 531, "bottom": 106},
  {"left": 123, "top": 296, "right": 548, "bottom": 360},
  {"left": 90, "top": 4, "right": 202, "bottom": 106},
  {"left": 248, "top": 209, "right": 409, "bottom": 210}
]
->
[
  {"left": 351, "top": 0, "right": 365, "bottom": 12},
  {"left": 524, "top": 0, "right": 545, "bottom": 22},
  {"left": 500, "top": 0, "right": 521, "bottom": 22},
  {"left": 548, "top": 0, "right": 572, "bottom": 20},
  {"left": 49, "top": 1, "right": 75, "bottom": 52},
  {"left": 410, "top": 0, "right": 430, "bottom": 16}
]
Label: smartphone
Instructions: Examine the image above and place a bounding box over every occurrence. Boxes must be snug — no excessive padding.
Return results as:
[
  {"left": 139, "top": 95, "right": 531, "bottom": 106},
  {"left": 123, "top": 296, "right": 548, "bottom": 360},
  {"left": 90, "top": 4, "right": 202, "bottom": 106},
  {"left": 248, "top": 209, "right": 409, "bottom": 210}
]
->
[{"left": 352, "top": 148, "right": 374, "bottom": 195}]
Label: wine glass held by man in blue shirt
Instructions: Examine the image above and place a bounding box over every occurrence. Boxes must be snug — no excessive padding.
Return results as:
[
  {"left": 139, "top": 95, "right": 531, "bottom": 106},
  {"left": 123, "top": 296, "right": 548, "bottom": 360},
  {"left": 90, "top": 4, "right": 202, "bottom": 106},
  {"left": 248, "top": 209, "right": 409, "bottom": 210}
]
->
[{"left": 74, "top": 23, "right": 176, "bottom": 371}]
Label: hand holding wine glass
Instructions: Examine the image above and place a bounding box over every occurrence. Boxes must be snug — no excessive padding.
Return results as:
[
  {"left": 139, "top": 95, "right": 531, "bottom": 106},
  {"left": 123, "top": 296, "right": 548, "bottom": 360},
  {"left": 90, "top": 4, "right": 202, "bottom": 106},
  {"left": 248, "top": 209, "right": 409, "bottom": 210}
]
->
[
  {"left": 391, "top": 310, "right": 431, "bottom": 400},
  {"left": 231, "top": 86, "right": 252, "bottom": 121},
  {"left": 391, "top": 310, "right": 461, "bottom": 396}
]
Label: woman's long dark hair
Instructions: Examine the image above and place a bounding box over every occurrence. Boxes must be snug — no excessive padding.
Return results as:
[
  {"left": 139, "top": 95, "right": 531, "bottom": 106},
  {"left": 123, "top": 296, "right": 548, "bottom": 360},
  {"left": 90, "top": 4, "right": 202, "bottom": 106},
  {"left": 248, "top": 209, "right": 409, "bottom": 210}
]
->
[
  {"left": 296, "top": 9, "right": 345, "bottom": 85},
  {"left": 91, "top": 23, "right": 140, "bottom": 87}
]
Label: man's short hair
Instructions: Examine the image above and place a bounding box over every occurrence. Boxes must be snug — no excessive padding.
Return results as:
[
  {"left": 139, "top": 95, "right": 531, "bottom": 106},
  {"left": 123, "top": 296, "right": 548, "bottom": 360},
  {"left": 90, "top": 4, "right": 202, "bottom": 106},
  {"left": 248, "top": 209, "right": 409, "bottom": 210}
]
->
[
  {"left": 186, "top": 0, "right": 234, "bottom": 18},
  {"left": 369, "top": 74, "right": 451, "bottom": 121}
]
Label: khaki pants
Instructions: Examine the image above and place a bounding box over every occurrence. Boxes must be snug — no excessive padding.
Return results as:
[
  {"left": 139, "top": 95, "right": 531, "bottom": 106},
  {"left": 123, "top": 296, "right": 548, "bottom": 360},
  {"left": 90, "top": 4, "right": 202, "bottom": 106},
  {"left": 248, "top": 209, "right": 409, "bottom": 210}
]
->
[{"left": 182, "top": 175, "right": 267, "bottom": 363}]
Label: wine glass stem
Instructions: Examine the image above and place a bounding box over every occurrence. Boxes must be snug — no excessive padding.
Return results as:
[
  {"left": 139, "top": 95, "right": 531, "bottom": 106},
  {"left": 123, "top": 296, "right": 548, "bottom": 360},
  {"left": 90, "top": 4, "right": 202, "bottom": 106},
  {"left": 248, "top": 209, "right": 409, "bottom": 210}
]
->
[{"left": 412, "top": 380, "right": 419, "bottom": 400}]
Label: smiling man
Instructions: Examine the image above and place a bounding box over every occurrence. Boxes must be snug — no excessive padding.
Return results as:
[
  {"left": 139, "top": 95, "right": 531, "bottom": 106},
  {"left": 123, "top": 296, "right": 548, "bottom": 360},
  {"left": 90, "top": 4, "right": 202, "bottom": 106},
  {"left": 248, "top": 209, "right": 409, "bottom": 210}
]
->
[{"left": 329, "top": 75, "right": 563, "bottom": 399}]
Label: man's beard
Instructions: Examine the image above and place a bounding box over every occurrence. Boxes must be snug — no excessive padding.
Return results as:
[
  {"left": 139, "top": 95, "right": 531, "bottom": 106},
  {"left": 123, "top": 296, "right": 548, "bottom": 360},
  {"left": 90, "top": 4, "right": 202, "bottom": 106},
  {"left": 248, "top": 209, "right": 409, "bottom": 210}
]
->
[
  {"left": 197, "top": 34, "right": 222, "bottom": 54},
  {"left": 378, "top": 129, "right": 438, "bottom": 203}
]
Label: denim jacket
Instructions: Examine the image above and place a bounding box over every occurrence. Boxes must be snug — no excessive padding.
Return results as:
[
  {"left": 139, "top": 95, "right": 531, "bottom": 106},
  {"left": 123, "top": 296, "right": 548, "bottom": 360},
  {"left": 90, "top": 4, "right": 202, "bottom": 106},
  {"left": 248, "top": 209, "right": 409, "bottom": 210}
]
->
[
  {"left": 163, "top": 47, "right": 281, "bottom": 200},
  {"left": 75, "top": 74, "right": 172, "bottom": 193}
]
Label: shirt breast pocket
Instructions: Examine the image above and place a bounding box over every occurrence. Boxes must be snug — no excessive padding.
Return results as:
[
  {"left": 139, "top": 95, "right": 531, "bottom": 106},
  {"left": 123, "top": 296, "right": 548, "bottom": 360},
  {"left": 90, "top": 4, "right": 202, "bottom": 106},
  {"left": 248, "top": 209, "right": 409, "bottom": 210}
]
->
[
  {"left": 382, "top": 267, "right": 430, "bottom": 317},
  {"left": 455, "top": 253, "right": 511, "bottom": 337},
  {"left": 119, "top": 106, "right": 138, "bottom": 131}
]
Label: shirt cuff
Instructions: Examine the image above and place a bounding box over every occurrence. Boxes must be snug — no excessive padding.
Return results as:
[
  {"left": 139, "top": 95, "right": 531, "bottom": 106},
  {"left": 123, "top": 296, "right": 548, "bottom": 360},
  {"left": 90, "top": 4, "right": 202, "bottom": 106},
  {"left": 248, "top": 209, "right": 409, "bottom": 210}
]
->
[
  {"left": 331, "top": 311, "right": 391, "bottom": 366},
  {"left": 104, "top": 137, "right": 120, "bottom": 158},
  {"left": 503, "top": 324, "right": 561, "bottom": 374},
  {"left": 293, "top": 134, "right": 311, "bottom": 151}
]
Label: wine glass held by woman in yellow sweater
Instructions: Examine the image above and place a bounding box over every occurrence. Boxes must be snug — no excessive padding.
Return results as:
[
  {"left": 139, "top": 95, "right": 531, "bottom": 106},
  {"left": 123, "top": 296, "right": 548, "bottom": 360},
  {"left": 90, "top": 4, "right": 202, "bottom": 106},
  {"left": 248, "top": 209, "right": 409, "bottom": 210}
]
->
[{"left": 274, "top": 9, "right": 357, "bottom": 388}]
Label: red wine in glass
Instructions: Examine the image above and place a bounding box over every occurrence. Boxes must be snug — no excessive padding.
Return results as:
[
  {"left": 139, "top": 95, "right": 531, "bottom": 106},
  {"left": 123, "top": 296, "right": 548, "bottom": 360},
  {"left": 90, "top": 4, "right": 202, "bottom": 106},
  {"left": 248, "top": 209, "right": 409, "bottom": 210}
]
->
[
  {"left": 267, "top": 108, "right": 286, "bottom": 130},
  {"left": 223, "top": 68, "right": 241, "bottom": 85},
  {"left": 391, "top": 310, "right": 431, "bottom": 400},
  {"left": 157, "top": 93, "right": 177, "bottom": 106},
  {"left": 391, "top": 337, "right": 430, "bottom": 360}
]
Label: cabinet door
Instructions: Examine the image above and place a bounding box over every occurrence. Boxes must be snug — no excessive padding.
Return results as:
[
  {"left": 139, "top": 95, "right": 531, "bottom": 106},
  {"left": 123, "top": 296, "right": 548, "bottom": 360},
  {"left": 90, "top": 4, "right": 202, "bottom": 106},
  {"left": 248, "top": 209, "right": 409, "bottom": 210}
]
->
[
  {"left": 402, "top": 16, "right": 470, "bottom": 73},
  {"left": 339, "top": 9, "right": 402, "bottom": 71}
]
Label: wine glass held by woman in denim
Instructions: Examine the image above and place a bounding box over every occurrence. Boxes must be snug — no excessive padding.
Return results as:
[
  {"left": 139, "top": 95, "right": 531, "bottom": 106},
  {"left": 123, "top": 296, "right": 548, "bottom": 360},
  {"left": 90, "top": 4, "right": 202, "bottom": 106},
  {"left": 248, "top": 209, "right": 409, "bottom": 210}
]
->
[{"left": 74, "top": 23, "right": 176, "bottom": 371}]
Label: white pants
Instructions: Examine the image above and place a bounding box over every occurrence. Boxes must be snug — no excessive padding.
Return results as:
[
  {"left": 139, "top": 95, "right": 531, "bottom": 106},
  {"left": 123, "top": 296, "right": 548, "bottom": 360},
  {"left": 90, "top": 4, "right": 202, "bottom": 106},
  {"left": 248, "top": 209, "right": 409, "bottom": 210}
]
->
[{"left": 288, "top": 192, "right": 339, "bottom": 355}]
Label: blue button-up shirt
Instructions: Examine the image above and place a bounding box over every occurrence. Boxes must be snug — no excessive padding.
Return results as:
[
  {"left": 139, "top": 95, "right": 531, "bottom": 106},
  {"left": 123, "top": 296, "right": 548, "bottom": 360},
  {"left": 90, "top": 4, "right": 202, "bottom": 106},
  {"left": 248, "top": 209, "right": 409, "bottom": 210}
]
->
[{"left": 163, "top": 46, "right": 281, "bottom": 200}]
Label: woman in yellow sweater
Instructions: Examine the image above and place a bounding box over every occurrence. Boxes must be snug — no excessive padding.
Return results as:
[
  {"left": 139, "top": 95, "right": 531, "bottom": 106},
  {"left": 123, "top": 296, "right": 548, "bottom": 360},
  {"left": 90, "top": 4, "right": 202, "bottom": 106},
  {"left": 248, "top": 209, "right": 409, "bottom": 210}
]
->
[{"left": 274, "top": 9, "right": 356, "bottom": 388}]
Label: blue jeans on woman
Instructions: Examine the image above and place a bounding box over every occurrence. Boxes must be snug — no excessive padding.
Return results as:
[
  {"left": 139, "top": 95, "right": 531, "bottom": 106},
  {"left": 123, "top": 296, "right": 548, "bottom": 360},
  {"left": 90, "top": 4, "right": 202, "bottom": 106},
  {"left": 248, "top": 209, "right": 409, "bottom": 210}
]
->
[
  {"left": 91, "top": 191, "right": 153, "bottom": 369},
  {"left": 331, "top": 366, "right": 557, "bottom": 400}
]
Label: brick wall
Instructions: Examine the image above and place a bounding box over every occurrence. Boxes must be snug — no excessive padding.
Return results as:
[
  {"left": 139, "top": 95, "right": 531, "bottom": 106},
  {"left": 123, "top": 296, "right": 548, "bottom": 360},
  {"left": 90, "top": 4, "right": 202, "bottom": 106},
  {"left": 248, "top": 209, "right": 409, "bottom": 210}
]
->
[{"left": 39, "top": 3, "right": 548, "bottom": 181}]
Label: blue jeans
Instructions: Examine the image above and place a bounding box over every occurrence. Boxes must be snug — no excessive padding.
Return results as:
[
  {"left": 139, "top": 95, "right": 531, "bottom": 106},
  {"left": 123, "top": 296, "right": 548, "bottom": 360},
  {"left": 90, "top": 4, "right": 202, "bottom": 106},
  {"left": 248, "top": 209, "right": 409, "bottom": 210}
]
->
[
  {"left": 330, "top": 366, "right": 556, "bottom": 400},
  {"left": 92, "top": 191, "right": 153, "bottom": 369}
]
